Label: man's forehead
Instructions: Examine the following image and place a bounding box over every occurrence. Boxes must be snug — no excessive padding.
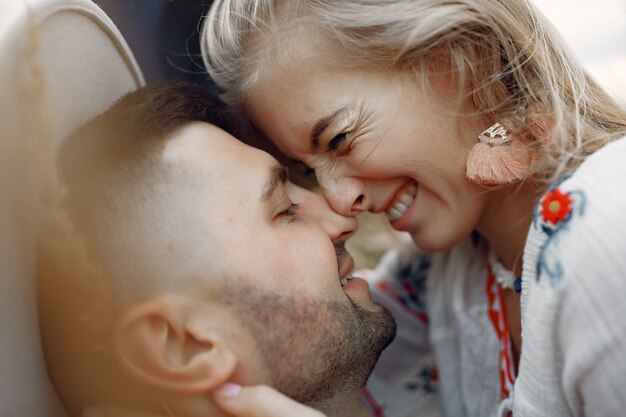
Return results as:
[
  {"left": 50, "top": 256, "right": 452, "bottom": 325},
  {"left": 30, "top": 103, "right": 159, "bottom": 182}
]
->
[
  {"left": 162, "top": 122, "right": 239, "bottom": 164},
  {"left": 159, "top": 121, "right": 284, "bottom": 197}
]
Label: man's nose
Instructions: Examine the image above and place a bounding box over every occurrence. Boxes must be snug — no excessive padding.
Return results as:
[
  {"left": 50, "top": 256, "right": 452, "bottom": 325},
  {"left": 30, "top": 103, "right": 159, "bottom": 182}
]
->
[
  {"left": 285, "top": 181, "right": 357, "bottom": 241},
  {"left": 306, "top": 188, "right": 357, "bottom": 242},
  {"left": 317, "top": 174, "right": 369, "bottom": 217},
  {"left": 323, "top": 209, "right": 357, "bottom": 243}
]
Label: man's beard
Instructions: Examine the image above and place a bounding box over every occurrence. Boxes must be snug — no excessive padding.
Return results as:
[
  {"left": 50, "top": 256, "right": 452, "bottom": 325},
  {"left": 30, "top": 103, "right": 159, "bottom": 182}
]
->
[{"left": 224, "top": 284, "right": 396, "bottom": 405}]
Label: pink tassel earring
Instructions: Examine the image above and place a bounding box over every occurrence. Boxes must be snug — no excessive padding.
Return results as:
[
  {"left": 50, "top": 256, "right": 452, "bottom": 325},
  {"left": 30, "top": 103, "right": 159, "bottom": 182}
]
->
[{"left": 466, "top": 114, "right": 533, "bottom": 185}]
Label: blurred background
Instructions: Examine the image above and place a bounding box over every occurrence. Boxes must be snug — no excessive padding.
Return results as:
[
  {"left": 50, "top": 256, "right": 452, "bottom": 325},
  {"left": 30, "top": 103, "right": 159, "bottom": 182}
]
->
[
  {"left": 533, "top": 0, "right": 626, "bottom": 104},
  {"left": 94, "top": 0, "right": 211, "bottom": 86}
]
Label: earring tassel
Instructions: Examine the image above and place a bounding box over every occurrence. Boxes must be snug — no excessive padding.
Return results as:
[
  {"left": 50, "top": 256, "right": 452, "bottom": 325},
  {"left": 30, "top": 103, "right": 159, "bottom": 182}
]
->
[{"left": 466, "top": 139, "right": 531, "bottom": 185}]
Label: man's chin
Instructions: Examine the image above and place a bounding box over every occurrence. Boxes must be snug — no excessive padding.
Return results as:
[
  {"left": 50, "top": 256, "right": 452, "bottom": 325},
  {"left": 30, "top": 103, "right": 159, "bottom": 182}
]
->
[
  {"left": 344, "top": 301, "right": 397, "bottom": 391},
  {"left": 363, "top": 303, "right": 397, "bottom": 355},
  {"left": 229, "top": 282, "right": 396, "bottom": 407}
]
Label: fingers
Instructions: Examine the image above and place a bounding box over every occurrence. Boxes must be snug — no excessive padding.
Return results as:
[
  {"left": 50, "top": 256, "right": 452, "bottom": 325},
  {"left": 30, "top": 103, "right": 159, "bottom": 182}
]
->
[
  {"left": 212, "top": 383, "right": 326, "bottom": 417},
  {"left": 82, "top": 384, "right": 327, "bottom": 417}
]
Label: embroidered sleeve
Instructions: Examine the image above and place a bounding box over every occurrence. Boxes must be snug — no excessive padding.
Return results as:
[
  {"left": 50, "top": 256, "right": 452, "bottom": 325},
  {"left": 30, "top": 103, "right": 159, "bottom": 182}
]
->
[
  {"left": 559, "top": 202, "right": 626, "bottom": 415},
  {"left": 534, "top": 171, "right": 626, "bottom": 415}
]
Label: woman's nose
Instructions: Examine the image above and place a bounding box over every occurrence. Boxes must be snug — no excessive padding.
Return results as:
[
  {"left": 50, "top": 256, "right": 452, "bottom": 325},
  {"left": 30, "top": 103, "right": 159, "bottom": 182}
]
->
[{"left": 316, "top": 174, "right": 369, "bottom": 217}]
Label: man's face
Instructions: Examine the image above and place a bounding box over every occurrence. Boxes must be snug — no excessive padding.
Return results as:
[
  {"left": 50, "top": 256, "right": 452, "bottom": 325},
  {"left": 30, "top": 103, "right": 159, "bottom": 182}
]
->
[{"left": 162, "top": 123, "right": 396, "bottom": 404}]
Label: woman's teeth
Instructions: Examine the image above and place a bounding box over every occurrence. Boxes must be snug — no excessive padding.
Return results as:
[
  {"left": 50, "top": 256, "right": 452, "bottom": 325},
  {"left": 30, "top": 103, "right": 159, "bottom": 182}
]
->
[{"left": 386, "top": 183, "right": 417, "bottom": 222}]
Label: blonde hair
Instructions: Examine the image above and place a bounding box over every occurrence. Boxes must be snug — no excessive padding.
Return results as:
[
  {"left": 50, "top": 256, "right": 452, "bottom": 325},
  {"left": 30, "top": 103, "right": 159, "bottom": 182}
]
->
[{"left": 201, "top": 0, "right": 626, "bottom": 182}]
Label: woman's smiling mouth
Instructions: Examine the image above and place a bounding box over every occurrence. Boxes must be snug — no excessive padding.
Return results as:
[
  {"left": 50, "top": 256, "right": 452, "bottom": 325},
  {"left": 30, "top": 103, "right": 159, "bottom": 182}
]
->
[{"left": 385, "top": 180, "right": 418, "bottom": 222}]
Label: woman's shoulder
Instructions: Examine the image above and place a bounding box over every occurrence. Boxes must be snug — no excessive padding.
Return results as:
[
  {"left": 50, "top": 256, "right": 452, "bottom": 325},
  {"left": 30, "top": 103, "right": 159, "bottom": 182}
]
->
[
  {"left": 553, "top": 135, "right": 626, "bottom": 231},
  {"left": 570, "top": 135, "right": 626, "bottom": 185},
  {"left": 532, "top": 135, "right": 626, "bottom": 239}
]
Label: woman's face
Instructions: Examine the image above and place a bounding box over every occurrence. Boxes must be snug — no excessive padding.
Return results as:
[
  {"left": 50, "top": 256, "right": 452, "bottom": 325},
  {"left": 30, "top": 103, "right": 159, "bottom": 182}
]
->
[{"left": 247, "top": 63, "right": 493, "bottom": 252}]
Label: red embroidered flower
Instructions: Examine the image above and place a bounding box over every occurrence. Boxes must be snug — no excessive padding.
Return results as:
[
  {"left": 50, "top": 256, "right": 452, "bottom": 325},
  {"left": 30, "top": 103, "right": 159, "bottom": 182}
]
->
[{"left": 541, "top": 188, "right": 573, "bottom": 224}]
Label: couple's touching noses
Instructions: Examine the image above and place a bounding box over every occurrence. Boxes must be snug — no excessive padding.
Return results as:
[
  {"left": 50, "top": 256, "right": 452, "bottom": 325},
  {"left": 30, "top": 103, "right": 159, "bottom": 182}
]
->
[{"left": 38, "top": 82, "right": 397, "bottom": 417}]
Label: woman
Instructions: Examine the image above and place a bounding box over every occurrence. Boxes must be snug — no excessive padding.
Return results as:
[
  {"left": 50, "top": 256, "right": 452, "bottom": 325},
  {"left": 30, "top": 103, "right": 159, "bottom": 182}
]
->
[{"left": 201, "top": 1, "right": 626, "bottom": 416}]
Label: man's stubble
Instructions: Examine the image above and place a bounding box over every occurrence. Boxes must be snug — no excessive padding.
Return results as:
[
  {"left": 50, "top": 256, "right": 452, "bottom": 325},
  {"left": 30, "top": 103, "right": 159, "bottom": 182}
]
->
[{"left": 224, "top": 283, "right": 397, "bottom": 405}]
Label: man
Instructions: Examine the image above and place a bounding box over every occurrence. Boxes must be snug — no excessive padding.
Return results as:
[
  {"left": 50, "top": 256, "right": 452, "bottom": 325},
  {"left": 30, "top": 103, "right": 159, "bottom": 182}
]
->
[{"left": 37, "top": 82, "right": 396, "bottom": 417}]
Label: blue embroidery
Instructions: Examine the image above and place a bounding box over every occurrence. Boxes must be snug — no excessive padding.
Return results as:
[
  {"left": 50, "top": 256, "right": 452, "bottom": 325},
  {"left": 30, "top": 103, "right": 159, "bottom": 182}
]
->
[
  {"left": 403, "top": 365, "right": 439, "bottom": 394},
  {"left": 396, "top": 255, "right": 431, "bottom": 313}
]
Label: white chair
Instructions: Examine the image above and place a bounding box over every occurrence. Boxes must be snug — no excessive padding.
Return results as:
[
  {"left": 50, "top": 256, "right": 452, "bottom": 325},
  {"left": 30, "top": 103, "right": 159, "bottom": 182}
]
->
[{"left": 0, "top": 1, "right": 143, "bottom": 415}]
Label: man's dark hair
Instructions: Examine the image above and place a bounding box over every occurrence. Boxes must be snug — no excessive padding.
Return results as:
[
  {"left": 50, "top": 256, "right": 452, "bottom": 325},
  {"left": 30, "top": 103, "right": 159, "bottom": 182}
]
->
[{"left": 59, "top": 81, "right": 245, "bottom": 188}]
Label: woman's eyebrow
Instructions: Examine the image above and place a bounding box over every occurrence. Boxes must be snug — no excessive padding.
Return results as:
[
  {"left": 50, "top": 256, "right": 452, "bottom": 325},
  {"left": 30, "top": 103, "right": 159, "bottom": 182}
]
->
[
  {"left": 261, "top": 163, "right": 288, "bottom": 201},
  {"left": 310, "top": 107, "right": 348, "bottom": 151}
]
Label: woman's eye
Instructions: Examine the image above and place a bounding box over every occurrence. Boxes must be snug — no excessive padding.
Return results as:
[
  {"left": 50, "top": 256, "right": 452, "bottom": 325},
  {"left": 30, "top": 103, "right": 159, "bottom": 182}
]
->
[
  {"left": 279, "top": 203, "right": 300, "bottom": 221},
  {"left": 327, "top": 133, "right": 347, "bottom": 152}
]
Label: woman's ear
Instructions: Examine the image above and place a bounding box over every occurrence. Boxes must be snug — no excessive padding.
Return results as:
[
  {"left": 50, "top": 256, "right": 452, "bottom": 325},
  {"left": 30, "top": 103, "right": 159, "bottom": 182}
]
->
[
  {"left": 526, "top": 104, "right": 553, "bottom": 147},
  {"left": 114, "top": 296, "right": 237, "bottom": 394}
]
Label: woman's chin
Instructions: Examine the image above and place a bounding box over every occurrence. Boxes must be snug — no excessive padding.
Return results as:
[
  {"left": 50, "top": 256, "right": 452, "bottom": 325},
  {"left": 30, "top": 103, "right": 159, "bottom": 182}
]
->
[{"left": 409, "top": 228, "right": 471, "bottom": 253}]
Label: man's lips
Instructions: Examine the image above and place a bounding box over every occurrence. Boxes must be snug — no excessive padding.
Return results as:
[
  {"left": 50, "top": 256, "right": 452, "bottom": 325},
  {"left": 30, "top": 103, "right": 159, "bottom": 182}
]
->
[
  {"left": 335, "top": 242, "right": 355, "bottom": 280},
  {"left": 336, "top": 243, "right": 371, "bottom": 294},
  {"left": 339, "top": 255, "right": 355, "bottom": 280}
]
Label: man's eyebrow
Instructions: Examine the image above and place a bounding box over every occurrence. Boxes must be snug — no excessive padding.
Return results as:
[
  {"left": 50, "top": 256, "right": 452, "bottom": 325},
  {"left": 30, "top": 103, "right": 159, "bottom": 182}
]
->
[
  {"left": 261, "top": 163, "right": 288, "bottom": 201},
  {"left": 310, "top": 107, "right": 347, "bottom": 151}
]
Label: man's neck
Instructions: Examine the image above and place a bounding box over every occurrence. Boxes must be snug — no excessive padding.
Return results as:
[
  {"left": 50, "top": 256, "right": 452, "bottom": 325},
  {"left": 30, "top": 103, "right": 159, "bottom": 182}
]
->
[{"left": 313, "top": 392, "right": 374, "bottom": 417}]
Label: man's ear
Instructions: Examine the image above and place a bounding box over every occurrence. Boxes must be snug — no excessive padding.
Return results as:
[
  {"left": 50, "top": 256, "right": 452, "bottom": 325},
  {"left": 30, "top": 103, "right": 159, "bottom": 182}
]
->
[{"left": 114, "top": 296, "right": 237, "bottom": 393}]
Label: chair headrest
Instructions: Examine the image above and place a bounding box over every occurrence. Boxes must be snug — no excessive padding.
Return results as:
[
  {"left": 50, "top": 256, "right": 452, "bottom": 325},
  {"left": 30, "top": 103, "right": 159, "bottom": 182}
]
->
[{"left": 0, "top": 1, "right": 143, "bottom": 415}]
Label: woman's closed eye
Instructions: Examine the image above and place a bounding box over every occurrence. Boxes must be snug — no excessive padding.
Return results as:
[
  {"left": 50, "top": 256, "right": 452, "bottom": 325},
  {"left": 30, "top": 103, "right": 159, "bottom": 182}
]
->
[
  {"left": 327, "top": 132, "right": 347, "bottom": 152},
  {"left": 288, "top": 132, "right": 349, "bottom": 178}
]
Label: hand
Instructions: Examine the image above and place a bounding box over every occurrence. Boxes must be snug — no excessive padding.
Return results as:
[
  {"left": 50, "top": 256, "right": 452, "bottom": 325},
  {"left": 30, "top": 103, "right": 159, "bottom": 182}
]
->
[{"left": 212, "top": 383, "right": 326, "bottom": 417}]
